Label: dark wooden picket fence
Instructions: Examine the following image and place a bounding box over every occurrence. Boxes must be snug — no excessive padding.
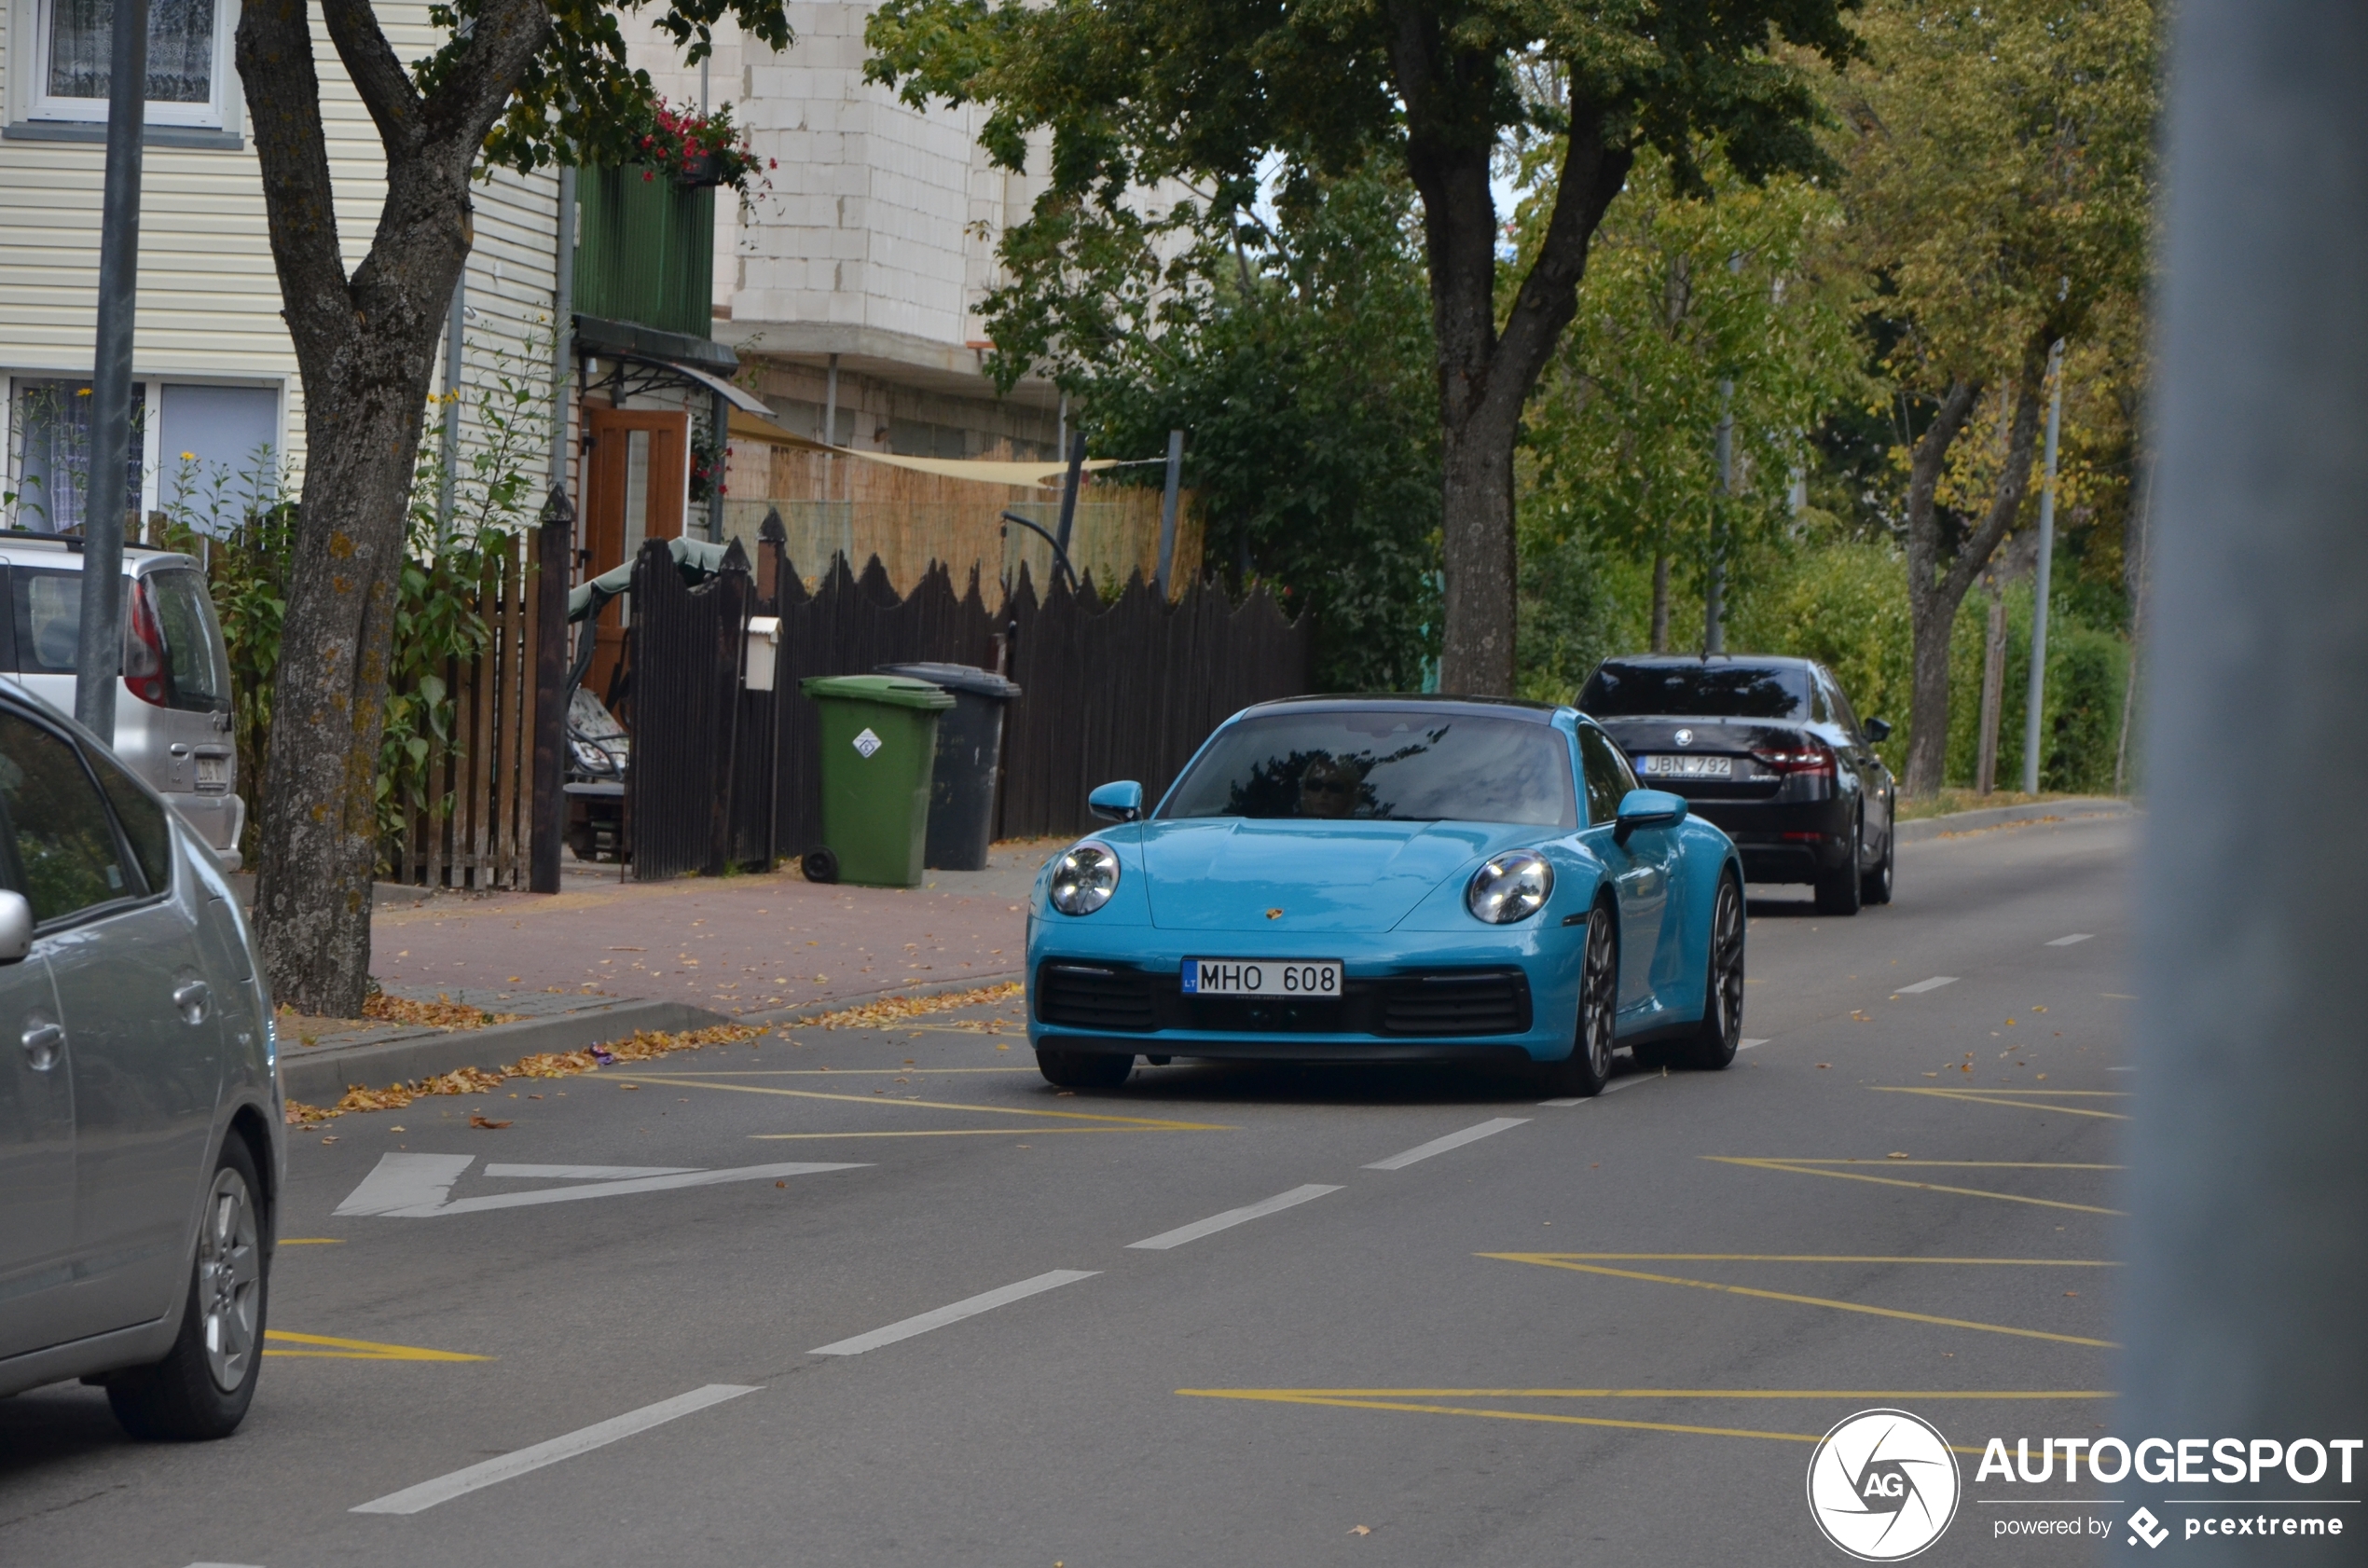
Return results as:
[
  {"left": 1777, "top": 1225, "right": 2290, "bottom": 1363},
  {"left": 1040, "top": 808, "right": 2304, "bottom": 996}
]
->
[{"left": 617, "top": 514, "right": 1314, "bottom": 875}]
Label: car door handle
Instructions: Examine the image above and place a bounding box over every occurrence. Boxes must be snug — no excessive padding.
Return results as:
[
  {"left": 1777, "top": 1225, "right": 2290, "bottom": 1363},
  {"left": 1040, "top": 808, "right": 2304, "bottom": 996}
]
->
[
  {"left": 21, "top": 1017, "right": 62, "bottom": 1071},
  {"left": 173, "top": 980, "right": 213, "bottom": 1025}
]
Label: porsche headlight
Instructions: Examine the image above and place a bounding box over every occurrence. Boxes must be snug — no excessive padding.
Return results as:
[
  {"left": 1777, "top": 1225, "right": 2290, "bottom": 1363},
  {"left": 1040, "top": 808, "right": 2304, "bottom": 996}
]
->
[
  {"left": 1049, "top": 841, "right": 1121, "bottom": 915},
  {"left": 1466, "top": 850, "right": 1553, "bottom": 924}
]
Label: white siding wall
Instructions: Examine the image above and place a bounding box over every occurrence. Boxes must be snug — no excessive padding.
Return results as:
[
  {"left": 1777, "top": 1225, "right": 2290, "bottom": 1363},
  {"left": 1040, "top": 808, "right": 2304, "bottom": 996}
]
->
[{"left": 0, "top": 0, "right": 559, "bottom": 528}]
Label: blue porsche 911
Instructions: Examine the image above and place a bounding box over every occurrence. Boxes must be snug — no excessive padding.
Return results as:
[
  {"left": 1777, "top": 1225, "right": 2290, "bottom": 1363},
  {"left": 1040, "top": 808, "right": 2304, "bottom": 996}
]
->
[{"left": 1024, "top": 695, "right": 1746, "bottom": 1095}]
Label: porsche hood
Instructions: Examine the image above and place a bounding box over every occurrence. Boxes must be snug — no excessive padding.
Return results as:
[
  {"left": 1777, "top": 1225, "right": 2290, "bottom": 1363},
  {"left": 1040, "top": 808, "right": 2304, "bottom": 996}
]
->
[{"left": 1134, "top": 818, "right": 1540, "bottom": 932}]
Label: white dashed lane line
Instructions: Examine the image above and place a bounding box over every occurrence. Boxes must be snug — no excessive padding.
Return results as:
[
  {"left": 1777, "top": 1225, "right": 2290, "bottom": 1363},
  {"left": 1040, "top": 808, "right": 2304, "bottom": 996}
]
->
[
  {"left": 1363, "top": 1117, "right": 1530, "bottom": 1171},
  {"left": 1738, "top": 1038, "right": 1770, "bottom": 1051},
  {"left": 1893, "top": 976, "right": 1960, "bottom": 995},
  {"left": 351, "top": 1384, "right": 759, "bottom": 1515},
  {"left": 810, "top": 1270, "right": 1099, "bottom": 1356},
  {"left": 1128, "top": 1184, "right": 1342, "bottom": 1250},
  {"left": 2047, "top": 933, "right": 2095, "bottom": 946}
]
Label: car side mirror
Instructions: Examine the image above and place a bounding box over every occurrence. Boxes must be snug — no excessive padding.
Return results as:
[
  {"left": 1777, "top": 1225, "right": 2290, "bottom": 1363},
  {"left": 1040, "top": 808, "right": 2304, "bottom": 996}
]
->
[
  {"left": 1087, "top": 780, "right": 1144, "bottom": 823},
  {"left": 0, "top": 890, "right": 31, "bottom": 963},
  {"left": 1864, "top": 717, "right": 1893, "bottom": 743},
  {"left": 1612, "top": 788, "right": 1687, "bottom": 844}
]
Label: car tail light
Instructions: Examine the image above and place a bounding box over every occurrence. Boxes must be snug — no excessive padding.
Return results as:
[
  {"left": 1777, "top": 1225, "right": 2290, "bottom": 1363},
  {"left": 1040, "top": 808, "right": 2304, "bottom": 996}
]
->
[
  {"left": 1752, "top": 740, "right": 1838, "bottom": 779},
  {"left": 123, "top": 581, "right": 171, "bottom": 708}
]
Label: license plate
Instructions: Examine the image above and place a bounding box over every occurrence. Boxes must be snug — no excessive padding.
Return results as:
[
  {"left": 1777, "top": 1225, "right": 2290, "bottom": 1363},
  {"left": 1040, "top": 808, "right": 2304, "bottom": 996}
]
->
[
  {"left": 195, "top": 755, "right": 229, "bottom": 790},
  {"left": 1180, "top": 958, "right": 1341, "bottom": 997},
  {"left": 1642, "top": 754, "right": 1732, "bottom": 778}
]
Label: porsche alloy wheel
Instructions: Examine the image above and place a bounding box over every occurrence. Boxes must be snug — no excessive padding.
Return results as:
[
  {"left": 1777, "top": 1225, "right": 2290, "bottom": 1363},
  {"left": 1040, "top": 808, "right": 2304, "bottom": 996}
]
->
[
  {"left": 1687, "top": 873, "right": 1746, "bottom": 1069},
  {"left": 1547, "top": 904, "right": 1618, "bottom": 1097}
]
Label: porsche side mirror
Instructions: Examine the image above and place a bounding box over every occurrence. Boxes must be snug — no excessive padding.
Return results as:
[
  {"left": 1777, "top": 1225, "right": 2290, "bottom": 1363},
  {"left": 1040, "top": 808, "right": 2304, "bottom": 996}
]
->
[
  {"left": 1864, "top": 716, "right": 1893, "bottom": 743},
  {"left": 1613, "top": 788, "right": 1687, "bottom": 844},
  {"left": 1087, "top": 780, "right": 1144, "bottom": 823},
  {"left": 0, "top": 890, "right": 31, "bottom": 963}
]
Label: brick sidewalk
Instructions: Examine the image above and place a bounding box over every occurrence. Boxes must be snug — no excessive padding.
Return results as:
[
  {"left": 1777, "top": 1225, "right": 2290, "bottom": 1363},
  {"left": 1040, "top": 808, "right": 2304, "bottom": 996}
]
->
[{"left": 367, "top": 845, "right": 1056, "bottom": 1021}]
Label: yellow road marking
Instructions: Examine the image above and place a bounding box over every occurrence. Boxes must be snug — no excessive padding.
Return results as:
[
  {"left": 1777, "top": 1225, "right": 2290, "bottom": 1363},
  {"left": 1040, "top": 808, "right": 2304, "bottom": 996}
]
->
[
  {"left": 1706, "top": 1157, "right": 2126, "bottom": 1216},
  {"left": 612, "top": 1073, "right": 1231, "bottom": 1131},
  {"left": 263, "top": 1330, "right": 487, "bottom": 1362},
  {"left": 1532, "top": 1254, "right": 2118, "bottom": 1266},
  {"left": 1746, "top": 1160, "right": 2123, "bottom": 1170},
  {"left": 1178, "top": 1390, "right": 1829, "bottom": 1445},
  {"left": 1480, "top": 1254, "right": 2118, "bottom": 1348},
  {"left": 656, "top": 1067, "right": 1036, "bottom": 1075},
  {"left": 281, "top": 1238, "right": 344, "bottom": 1245},
  {"left": 1186, "top": 1387, "right": 2114, "bottom": 1400},
  {"left": 1873, "top": 1087, "right": 2128, "bottom": 1121},
  {"left": 752, "top": 1128, "right": 1165, "bottom": 1140}
]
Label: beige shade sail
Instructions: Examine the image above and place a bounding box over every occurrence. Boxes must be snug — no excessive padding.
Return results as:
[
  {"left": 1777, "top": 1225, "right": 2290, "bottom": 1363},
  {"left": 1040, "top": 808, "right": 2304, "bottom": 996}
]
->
[{"left": 724, "top": 408, "right": 1141, "bottom": 488}]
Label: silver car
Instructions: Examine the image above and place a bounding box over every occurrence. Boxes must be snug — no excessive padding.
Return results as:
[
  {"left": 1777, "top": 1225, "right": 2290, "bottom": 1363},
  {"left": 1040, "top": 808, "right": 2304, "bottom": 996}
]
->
[
  {"left": 0, "top": 535, "right": 244, "bottom": 870},
  {"left": 0, "top": 685, "right": 282, "bottom": 1438}
]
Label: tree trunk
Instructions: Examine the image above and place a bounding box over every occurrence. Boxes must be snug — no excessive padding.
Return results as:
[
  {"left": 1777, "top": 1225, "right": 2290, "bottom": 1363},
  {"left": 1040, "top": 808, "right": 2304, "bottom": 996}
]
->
[
  {"left": 1650, "top": 552, "right": 1671, "bottom": 652},
  {"left": 1390, "top": 7, "right": 1629, "bottom": 694},
  {"left": 236, "top": 0, "right": 548, "bottom": 1015},
  {"left": 1901, "top": 339, "right": 2053, "bottom": 797}
]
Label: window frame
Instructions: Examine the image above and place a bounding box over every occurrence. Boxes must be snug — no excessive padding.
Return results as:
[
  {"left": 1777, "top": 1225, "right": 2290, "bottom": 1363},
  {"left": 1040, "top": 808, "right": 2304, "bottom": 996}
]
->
[
  {"left": 0, "top": 707, "right": 171, "bottom": 934},
  {"left": 16, "top": 0, "right": 241, "bottom": 131}
]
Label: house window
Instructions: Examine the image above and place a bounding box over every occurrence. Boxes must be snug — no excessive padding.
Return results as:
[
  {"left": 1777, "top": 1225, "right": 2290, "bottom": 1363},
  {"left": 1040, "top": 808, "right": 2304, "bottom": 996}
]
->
[
  {"left": 6, "top": 378, "right": 146, "bottom": 534},
  {"left": 29, "top": 0, "right": 236, "bottom": 128}
]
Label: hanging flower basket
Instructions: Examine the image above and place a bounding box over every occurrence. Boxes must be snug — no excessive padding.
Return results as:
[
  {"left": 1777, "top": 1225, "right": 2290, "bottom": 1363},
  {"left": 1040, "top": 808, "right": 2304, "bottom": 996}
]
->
[
  {"left": 628, "top": 98, "right": 774, "bottom": 199},
  {"left": 675, "top": 150, "right": 725, "bottom": 188}
]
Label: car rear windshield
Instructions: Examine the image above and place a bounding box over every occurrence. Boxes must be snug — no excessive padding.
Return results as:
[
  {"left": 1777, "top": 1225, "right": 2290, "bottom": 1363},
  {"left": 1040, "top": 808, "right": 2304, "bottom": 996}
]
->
[
  {"left": 1159, "top": 711, "right": 1577, "bottom": 828},
  {"left": 9, "top": 567, "right": 230, "bottom": 713},
  {"left": 1579, "top": 661, "right": 1811, "bottom": 721}
]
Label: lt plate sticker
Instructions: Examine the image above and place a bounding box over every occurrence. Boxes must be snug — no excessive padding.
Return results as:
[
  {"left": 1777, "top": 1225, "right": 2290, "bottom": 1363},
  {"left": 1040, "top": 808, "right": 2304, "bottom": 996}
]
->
[
  {"left": 1182, "top": 959, "right": 1341, "bottom": 997},
  {"left": 852, "top": 728, "right": 883, "bottom": 759}
]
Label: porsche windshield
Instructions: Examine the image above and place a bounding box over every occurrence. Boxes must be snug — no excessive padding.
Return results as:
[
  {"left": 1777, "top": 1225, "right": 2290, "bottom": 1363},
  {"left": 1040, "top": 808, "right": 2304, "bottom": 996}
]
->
[
  {"left": 1160, "top": 711, "right": 1577, "bottom": 828},
  {"left": 1579, "top": 661, "right": 1811, "bottom": 720}
]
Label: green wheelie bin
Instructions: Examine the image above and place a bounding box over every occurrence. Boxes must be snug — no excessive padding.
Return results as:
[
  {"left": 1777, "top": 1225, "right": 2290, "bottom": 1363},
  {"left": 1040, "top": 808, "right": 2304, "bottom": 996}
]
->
[{"left": 800, "top": 674, "right": 956, "bottom": 887}]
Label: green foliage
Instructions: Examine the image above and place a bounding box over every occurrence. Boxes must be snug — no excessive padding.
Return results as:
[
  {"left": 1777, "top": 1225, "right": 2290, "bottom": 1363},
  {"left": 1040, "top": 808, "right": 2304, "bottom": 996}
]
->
[
  {"left": 1521, "top": 144, "right": 1864, "bottom": 619},
  {"left": 1516, "top": 530, "right": 1633, "bottom": 707},
  {"left": 1080, "top": 171, "right": 1443, "bottom": 693},
  {"left": 1728, "top": 540, "right": 1916, "bottom": 773},
  {"left": 1941, "top": 579, "right": 2127, "bottom": 794}
]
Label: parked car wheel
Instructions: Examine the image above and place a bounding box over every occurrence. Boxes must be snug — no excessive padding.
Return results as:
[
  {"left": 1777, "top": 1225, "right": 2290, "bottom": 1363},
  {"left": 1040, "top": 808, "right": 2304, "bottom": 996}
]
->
[
  {"left": 1036, "top": 1049, "right": 1134, "bottom": 1089},
  {"left": 1542, "top": 904, "right": 1617, "bottom": 1097},
  {"left": 1861, "top": 827, "right": 1895, "bottom": 906},
  {"left": 105, "top": 1135, "right": 268, "bottom": 1441},
  {"left": 1813, "top": 818, "right": 1864, "bottom": 916},
  {"left": 1685, "top": 873, "right": 1746, "bottom": 1069}
]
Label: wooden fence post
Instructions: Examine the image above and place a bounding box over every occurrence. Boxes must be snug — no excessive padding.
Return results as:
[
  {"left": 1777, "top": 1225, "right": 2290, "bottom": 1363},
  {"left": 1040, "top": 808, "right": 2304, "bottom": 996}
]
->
[{"left": 530, "top": 485, "right": 573, "bottom": 893}]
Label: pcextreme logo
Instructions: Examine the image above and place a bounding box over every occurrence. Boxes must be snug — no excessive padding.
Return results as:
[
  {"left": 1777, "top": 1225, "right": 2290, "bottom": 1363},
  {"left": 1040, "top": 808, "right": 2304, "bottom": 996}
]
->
[{"left": 1807, "top": 1409, "right": 1962, "bottom": 1561}]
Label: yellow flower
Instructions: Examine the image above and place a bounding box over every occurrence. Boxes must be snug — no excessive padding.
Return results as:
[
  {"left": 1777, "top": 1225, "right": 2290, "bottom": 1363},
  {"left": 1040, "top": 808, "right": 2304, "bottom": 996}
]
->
[{"left": 180, "top": 451, "right": 196, "bottom": 461}]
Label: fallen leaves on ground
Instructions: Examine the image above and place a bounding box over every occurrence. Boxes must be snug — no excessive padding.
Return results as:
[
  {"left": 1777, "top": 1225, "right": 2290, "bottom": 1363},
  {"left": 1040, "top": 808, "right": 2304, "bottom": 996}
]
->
[
  {"left": 789, "top": 982, "right": 1024, "bottom": 1034},
  {"left": 469, "top": 1115, "right": 513, "bottom": 1129},
  {"left": 363, "top": 992, "right": 526, "bottom": 1030},
  {"left": 279, "top": 1024, "right": 765, "bottom": 1125}
]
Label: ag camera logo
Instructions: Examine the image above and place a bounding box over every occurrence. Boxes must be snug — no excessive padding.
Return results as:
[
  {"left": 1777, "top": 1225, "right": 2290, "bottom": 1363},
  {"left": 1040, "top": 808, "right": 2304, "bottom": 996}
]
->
[{"left": 1807, "top": 1409, "right": 1962, "bottom": 1561}]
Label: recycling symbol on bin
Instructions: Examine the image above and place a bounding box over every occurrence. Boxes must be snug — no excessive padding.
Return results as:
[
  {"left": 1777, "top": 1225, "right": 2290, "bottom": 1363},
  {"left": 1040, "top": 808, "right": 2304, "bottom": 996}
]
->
[{"left": 852, "top": 727, "right": 884, "bottom": 759}]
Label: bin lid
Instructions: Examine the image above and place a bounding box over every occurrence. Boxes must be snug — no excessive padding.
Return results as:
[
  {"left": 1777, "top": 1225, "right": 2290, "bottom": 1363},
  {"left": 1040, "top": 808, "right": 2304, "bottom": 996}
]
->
[
  {"left": 800, "top": 673, "right": 957, "bottom": 710},
  {"left": 874, "top": 662, "right": 1022, "bottom": 701}
]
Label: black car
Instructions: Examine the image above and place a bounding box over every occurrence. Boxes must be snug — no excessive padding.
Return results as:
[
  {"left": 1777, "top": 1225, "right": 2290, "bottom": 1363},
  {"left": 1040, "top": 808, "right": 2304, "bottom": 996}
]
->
[{"left": 1577, "top": 654, "right": 1895, "bottom": 914}]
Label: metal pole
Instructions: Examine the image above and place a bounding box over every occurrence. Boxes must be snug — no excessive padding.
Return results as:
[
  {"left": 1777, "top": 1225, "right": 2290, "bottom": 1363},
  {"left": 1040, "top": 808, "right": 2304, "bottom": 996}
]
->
[
  {"left": 1155, "top": 428, "right": 1183, "bottom": 598},
  {"left": 2019, "top": 338, "right": 2066, "bottom": 795},
  {"left": 2125, "top": 4, "right": 2368, "bottom": 1547},
  {"left": 72, "top": 0, "right": 150, "bottom": 743},
  {"left": 437, "top": 269, "right": 464, "bottom": 543},
  {"left": 1704, "top": 378, "right": 1731, "bottom": 656},
  {"left": 1053, "top": 426, "right": 1086, "bottom": 581},
  {"left": 529, "top": 487, "right": 573, "bottom": 894}
]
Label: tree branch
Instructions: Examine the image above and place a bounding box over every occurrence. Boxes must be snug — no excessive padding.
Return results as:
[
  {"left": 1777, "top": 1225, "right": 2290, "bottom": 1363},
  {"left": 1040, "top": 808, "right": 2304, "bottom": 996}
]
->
[
  {"left": 415, "top": 0, "right": 553, "bottom": 166},
  {"left": 1938, "top": 338, "right": 2051, "bottom": 609},
  {"left": 234, "top": 0, "right": 355, "bottom": 370},
  {"left": 1489, "top": 106, "right": 1633, "bottom": 425},
  {"left": 1903, "top": 378, "right": 1977, "bottom": 606},
  {"left": 319, "top": 0, "right": 424, "bottom": 158}
]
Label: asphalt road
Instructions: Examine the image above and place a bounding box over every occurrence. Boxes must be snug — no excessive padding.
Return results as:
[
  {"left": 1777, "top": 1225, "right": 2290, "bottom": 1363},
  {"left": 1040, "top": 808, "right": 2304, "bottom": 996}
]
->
[{"left": 1, "top": 813, "right": 2134, "bottom": 1567}]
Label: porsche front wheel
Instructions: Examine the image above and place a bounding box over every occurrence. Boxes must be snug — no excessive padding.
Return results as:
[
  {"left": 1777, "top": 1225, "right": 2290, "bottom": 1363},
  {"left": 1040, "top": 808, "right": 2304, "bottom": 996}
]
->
[
  {"left": 1685, "top": 872, "right": 1746, "bottom": 1070},
  {"left": 1544, "top": 904, "right": 1617, "bottom": 1097}
]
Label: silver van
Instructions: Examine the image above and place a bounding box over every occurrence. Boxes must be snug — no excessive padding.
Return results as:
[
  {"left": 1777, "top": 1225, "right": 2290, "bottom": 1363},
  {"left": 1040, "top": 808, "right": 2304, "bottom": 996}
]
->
[
  {"left": 0, "top": 535, "right": 243, "bottom": 870},
  {"left": 0, "top": 683, "right": 282, "bottom": 1437}
]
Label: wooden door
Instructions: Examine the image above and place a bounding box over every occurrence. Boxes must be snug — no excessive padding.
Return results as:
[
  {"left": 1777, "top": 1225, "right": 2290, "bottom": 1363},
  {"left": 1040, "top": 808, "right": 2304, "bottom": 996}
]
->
[{"left": 582, "top": 407, "right": 688, "bottom": 702}]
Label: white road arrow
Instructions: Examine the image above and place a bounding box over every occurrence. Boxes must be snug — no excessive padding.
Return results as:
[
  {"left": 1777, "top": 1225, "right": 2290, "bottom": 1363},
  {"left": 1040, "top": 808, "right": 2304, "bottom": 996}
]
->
[{"left": 334, "top": 1153, "right": 865, "bottom": 1218}]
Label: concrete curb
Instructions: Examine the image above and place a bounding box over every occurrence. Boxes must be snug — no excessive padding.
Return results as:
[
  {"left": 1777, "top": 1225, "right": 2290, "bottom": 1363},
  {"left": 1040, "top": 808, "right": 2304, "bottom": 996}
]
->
[
  {"left": 1896, "top": 796, "right": 2135, "bottom": 845},
  {"left": 279, "top": 997, "right": 732, "bottom": 1103}
]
